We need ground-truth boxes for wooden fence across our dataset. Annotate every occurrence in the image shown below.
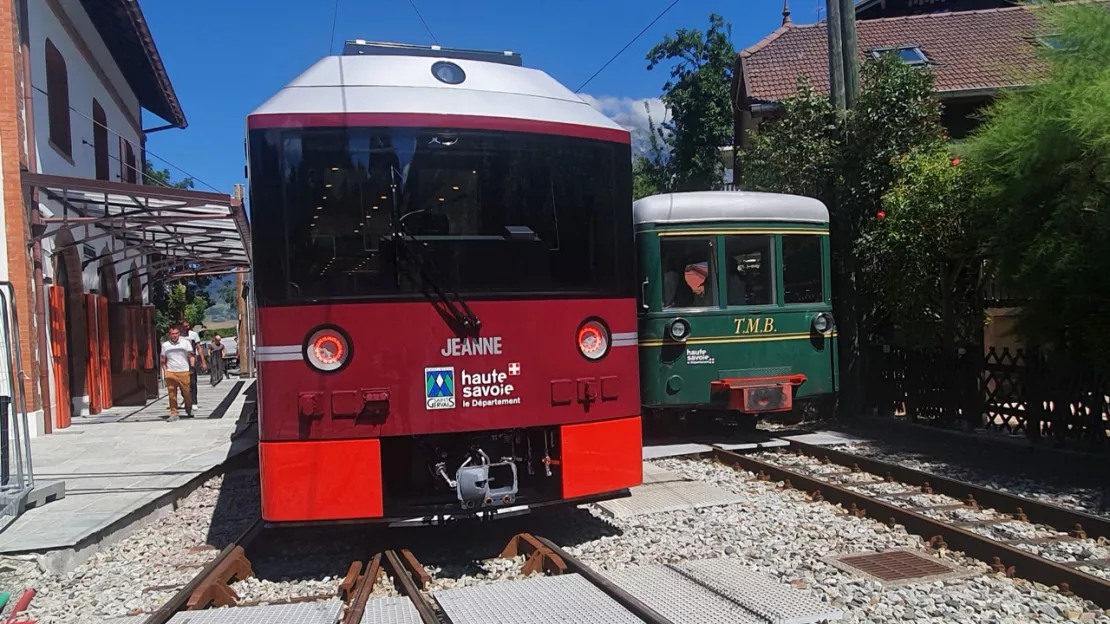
[867,345,1110,450]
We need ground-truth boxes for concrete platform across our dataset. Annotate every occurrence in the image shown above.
[0,377,256,573]
[643,443,712,459]
[596,480,744,518]
[717,438,790,451]
[780,431,866,447]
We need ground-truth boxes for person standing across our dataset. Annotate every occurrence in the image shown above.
[160,326,194,421]
[180,320,207,410]
[208,334,226,384]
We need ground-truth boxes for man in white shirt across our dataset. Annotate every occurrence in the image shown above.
[180,320,207,410]
[160,326,195,421]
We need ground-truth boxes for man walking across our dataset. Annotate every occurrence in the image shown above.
[161,325,194,421]
[180,320,206,410]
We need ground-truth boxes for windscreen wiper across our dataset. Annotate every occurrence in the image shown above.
[387,164,481,336]
[392,231,482,336]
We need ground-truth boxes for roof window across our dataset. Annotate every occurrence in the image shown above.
[1035,34,1074,50]
[870,46,929,66]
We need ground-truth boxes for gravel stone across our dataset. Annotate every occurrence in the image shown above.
[552,457,1110,624]
[846,441,1110,518]
[0,470,259,624]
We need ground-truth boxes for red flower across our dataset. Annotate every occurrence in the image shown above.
[876,210,886,220]
[951,158,961,166]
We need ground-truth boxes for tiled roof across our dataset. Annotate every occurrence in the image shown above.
[739,4,1066,106]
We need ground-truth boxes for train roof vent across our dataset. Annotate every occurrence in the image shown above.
[341,40,522,66]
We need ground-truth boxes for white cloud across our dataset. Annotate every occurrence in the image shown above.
[579,94,671,159]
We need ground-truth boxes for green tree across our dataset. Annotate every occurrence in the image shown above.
[737,54,979,412]
[965,3,1110,369]
[642,13,736,192]
[144,159,194,190]
[145,163,207,337]
[154,283,208,337]
[215,278,238,307]
[857,148,985,348]
[739,77,838,200]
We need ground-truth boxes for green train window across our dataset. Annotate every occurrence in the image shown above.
[660,237,716,309]
[725,235,774,306]
[782,235,824,304]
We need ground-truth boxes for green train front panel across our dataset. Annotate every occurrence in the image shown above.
[636,224,838,410]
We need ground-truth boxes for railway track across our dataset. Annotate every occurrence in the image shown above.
[138,526,689,624]
[692,440,1110,608]
[137,512,841,624]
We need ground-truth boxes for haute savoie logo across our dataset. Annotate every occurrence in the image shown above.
[425,366,455,410]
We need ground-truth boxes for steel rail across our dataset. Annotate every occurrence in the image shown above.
[534,536,675,624]
[711,447,1110,608]
[383,550,440,624]
[788,439,1110,540]
[143,517,264,624]
[341,553,383,624]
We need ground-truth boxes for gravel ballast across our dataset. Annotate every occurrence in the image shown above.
[4,451,1110,624]
[0,470,259,624]
[845,441,1110,518]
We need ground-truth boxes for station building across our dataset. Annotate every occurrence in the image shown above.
[0,0,249,447]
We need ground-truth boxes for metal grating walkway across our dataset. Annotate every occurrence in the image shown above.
[642,463,686,484]
[360,596,424,624]
[433,573,644,624]
[675,558,844,624]
[596,480,744,518]
[166,599,344,624]
[603,564,766,624]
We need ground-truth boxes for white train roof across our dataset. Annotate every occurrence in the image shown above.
[247,50,628,142]
[633,191,829,226]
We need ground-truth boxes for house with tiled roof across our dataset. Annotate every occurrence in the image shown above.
[855,0,1013,20]
[730,1,1082,182]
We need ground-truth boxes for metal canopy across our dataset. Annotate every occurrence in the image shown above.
[21,172,251,280]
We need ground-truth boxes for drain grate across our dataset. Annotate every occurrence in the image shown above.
[827,549,970,586]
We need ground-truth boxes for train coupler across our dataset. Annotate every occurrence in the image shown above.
[455,452,519,511]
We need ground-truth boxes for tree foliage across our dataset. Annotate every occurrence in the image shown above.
[738,55,982,348]
[858,148,984,347]
[146,164,206,337]
[154,283,208,338]
[965,3,1110,368]
[639,13,735,192]
[144,159,194,190]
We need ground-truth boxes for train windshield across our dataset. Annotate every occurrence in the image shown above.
[248,127,632,305]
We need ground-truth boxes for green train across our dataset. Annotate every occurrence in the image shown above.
[634,191,838,427]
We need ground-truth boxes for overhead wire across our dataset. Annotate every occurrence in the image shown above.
[329,0,342,54]
[406,0,440,46]
[574,0,682,93]
[31,84,226,194]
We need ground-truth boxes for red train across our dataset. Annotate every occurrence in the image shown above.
[245,41,642,524]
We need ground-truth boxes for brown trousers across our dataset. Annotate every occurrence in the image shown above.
[165,370,193,415]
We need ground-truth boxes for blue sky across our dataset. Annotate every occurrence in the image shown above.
[139,0,798,200]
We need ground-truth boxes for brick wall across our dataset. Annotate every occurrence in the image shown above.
[1,0,43,414]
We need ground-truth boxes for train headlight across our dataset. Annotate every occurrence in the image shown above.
[577,319,610,361]
[667,318,691,342]
[304,325,352,373]
[812,313,834,334]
